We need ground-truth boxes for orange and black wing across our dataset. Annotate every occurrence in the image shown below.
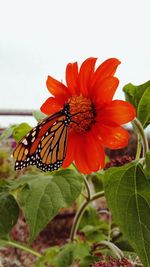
[13,105,70,172]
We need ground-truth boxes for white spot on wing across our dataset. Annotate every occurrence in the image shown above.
[22,139,28,145]
[31,137,36,142]
[32,131,36,137]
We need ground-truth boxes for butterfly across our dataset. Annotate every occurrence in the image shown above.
[13,103,71,172]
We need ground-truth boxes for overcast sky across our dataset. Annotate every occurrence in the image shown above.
[0,0,150,126]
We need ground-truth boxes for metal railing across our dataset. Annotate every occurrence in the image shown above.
[0,110,35,132]
[0,109,34,116]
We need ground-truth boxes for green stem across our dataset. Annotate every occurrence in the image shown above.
[107,213,112,242]
[70,199,88,242]
[132,118,149,158]
[135,134,142,160]
[82,174,91,200]
[72,163,91,200]
[70,190,104,241]
[3,240,42,258]
[90,191,105,201]
[96,241,124,259]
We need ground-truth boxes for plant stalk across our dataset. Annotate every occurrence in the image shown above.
[72,163,91,200]
[132,118,149,158]
[70,190,104,241]
[82,174,91,200]
[96,241,124,259]
[3,240,42,258]
[135,134,142,160]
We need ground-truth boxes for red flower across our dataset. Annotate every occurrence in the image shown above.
[41,58,136,174]
[92,257,134,267]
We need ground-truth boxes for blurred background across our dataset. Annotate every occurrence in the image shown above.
[0,0,150,126]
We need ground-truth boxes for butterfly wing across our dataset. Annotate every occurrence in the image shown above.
[13,106,70,172]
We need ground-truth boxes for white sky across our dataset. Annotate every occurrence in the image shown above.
[0,0,150,126]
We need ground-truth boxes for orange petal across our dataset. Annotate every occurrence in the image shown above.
[84,130,105,171]
[46,75,70,97]
[62,132,77,168]
[66,62,79,95]
[94,122,130,149]
[74,132,105,174]
[92,77,119,104]
[97,100,136,125]
[74,134,91,174]
[91,58,121,88]
[40,96,65,115]
[78,57,97,96]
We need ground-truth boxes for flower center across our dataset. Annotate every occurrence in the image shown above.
[68,95,96,133]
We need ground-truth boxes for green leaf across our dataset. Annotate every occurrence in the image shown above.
[13,123,32,142]
[79,205,102,229]
[55,244,75,267]
[18,170,83,242]
[0,194,19,236]
[9,174,39,191]
[55,243,90,267]
[79,255,99,267]
[0,180,10,194]
[104,161,150,266]
[91,171,104,193]
[79,206,108,243]
[146,151,150,178]
[114,236,134,252]
[123,81,150,128]
[31,246,60,267]
[137,87,150,128]
[0,125,17,142]
[81,224,107,243]
[123,81,150,108]
[32,110,46,122]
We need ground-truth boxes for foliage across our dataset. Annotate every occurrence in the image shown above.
[123,81,150,128]
[32,110,46,122]
[18,170,83,242]
[0,192,19,236]
[0,170,83,243]
[104,160,150,266]
[1,80,150,266]
[0,124,17,142]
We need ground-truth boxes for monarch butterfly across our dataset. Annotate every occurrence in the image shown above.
[13,103,71,172]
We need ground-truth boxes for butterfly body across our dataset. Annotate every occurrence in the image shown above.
[13,103,71,172]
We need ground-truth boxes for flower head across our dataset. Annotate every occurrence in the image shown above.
[41,57,136,174]
[92,256,134,267]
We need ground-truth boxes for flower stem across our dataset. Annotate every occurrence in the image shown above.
[90,191,105,201]
[82,174,91,200]
[70,199,88,241]
[95,241,124,259]
[2,240,42,258]
[132,118,149,158]
[70,190,104,241]
[135,134,142,160]
[72,163,91,200]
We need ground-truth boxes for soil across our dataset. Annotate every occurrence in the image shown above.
[0,211,74,267]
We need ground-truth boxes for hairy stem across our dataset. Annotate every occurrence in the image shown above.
[70,190,104,241]
[82,174,91,200]
[96,241,124,259]
[132,118,149,158]
[70,199,88,242]
[72,163,91,200]
[2,240,42,258]
[135,134,142,160]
